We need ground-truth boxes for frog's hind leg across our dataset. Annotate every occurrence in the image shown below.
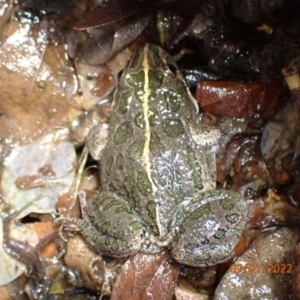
[78,191,144,258]
[171,190,248,267]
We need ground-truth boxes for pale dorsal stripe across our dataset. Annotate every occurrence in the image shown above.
[142,46,162,237]
[142,46,158,194]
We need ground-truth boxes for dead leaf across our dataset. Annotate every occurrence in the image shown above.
[0,285,15,300]
[64,236,105,292]
[111,251,179,300]
[197,81,285,120]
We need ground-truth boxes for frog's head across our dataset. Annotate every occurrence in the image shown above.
[119,43,192,104]
[116,43,198,116]
[124,43,180,81]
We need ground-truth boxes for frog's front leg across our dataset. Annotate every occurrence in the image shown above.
[76,191,144,257]
[189,121,221,150]
[171,190,248,267]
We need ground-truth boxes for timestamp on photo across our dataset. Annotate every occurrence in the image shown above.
[229,263,293,274]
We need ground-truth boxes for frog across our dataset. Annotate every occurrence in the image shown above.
[79,43,248,267]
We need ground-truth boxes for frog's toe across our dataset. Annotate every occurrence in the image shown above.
[171,189,248,267]
[172,232,239,267]
[60,214,143,258]
[83,191,144,257]
[94,234,143,257]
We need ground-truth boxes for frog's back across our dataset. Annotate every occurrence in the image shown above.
[100,44,214,241]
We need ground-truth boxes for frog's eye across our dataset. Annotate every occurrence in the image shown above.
[167,63,177,74]
[168,64,177,73]
[166,55,178,74]
[117,69,124,79]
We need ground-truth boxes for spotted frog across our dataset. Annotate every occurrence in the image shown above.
[81,44,248,267]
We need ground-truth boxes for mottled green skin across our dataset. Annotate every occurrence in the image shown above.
[81,44,248,267]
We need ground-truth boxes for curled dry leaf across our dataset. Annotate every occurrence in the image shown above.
[246,189,300,229]
[262,190,300,227]
[217,133,269,188]
[197,81,285,120]
[111,251,179,300]
[64,235,105,293]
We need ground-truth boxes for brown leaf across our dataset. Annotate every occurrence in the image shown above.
[111,251,179,300]
[0,21,79,144]
[0,285,15,300]
[197,81,286,120]
[74,0,156,29]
